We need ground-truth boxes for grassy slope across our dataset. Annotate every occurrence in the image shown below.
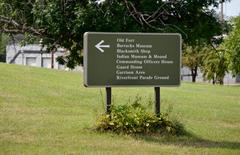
[0,63,239,155]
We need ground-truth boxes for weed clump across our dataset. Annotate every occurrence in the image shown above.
[95,102,185,136]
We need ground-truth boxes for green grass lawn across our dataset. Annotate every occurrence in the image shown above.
[0,63,240,155]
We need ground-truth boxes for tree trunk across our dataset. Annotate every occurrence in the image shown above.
[219,79,224,85]
[51,50,55,69]
[212,77,215,85]
[191,66,198,83]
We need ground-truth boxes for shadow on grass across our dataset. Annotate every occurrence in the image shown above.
[133,132,240,150]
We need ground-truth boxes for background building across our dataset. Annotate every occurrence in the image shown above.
[6,44,66,70]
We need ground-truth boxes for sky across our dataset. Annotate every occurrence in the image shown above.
[216,0,240,18]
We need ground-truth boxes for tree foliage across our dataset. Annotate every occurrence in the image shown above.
[182,45,203,82]
[201,46,228,84]
[224,16,240,76]
[0,0,228,68]
[0,33,9,54]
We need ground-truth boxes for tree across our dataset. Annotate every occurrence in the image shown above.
[0,33,7,54]
[0,33,9,62]
[224,16,240,76]
[182,45,203,82]
[1,0,140,68]
[201,46,228,84]
[0,0,229,68]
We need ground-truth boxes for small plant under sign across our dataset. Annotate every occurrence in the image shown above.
[95,102,185,136]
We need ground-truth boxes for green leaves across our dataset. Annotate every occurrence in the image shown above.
[1,0,226,68]
[0,33,9,55]
[200,46,228,84]
[95,100,185,135]
[224,17,240,76]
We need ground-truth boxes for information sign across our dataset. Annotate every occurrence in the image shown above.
[84,32,181,87]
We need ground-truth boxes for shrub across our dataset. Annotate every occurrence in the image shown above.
[95,102,185,136]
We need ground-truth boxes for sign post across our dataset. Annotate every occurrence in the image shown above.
[154,87,160,117]
[106,87,111,114]
[84,32,181,116]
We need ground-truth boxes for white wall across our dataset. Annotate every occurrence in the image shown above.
[6,44,66,70]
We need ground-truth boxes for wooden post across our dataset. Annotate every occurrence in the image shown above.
[154,87,160,117]
[106,87,112,114]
